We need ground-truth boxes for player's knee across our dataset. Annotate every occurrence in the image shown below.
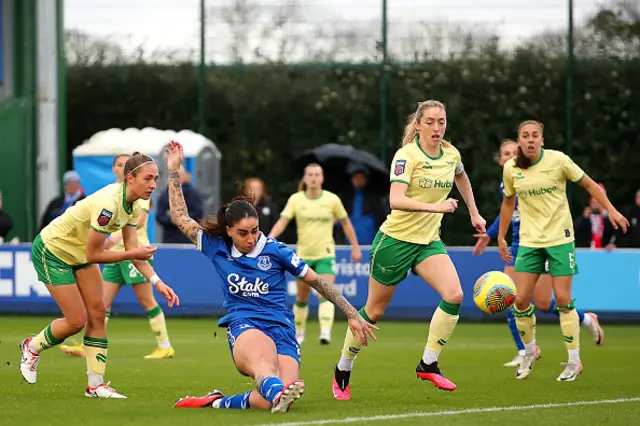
[135,295,157,311]
[443,287,463,305]
[514,297,530,311]
[65,311,87,333]
[85,300,107,326]
[555,294,572,309]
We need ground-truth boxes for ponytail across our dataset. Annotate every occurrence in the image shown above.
[298,179,306,191]
[401,112,418,147]
[515,120,544,170]
[514,146,532,169]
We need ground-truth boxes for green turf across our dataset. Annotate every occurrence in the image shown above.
[0,317,639,425]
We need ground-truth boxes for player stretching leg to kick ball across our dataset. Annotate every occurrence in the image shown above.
[473,140,604,367]
[19,153,179,398]
[332,100,486,400]
[498,120,628,381]
[163,141,377,413]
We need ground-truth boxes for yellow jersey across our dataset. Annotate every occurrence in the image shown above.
[280,190,348,260]
[381,139,463,244]
[502,149,585,248]
[40,183,142,265]
[111,198,151,252]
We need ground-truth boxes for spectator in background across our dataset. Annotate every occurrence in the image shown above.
[239,177,279,235]
[336,164,388,245]
[575,183,616,250]
[156,166,203,243]
[0,190,14,242]
[39,170,85,231]
[609,189,640,249]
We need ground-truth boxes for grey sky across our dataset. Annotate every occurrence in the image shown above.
[64,0,604,61]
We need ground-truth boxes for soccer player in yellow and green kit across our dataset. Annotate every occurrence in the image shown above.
[19,153,179,398]
[332,100,486,400]
[269,163,362,345]
[60,153,174,359]
[498,120,628,382]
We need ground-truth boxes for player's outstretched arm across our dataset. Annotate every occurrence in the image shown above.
[166,141,201,245]
[579,174,629,233]
[302,268,378,345]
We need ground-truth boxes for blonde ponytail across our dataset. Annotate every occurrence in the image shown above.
[401,113,418,147]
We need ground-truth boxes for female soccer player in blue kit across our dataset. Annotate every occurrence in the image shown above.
[164,141,377,414]
[473,139,604,368]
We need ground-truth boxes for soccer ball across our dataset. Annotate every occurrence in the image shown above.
[473,271,517,314]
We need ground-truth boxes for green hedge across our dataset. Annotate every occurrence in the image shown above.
[67,54,640,245]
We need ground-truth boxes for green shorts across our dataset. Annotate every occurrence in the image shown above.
[102,259,154,285]
[515,242,578,277]
[31,234,91,286]
[370,231,448,286]
[303,257,336,276]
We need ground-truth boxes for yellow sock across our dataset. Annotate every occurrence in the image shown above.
[147,306,171,348]
[29,324,65,353]
[83,336,108,387]
[514,304,537,354]
[293,302,309,336]
[337,307,373,371]
[318,299,335,334]
[559,309,580,350]
[423,301,460,364]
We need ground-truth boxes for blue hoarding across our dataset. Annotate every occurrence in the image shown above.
[0,244,639,321]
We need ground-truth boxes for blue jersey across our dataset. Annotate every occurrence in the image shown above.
[197,231,309,328]
[486,182,520,247]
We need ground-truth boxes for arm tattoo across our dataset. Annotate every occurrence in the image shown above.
[168,170,200,245]
[306,275,359,319]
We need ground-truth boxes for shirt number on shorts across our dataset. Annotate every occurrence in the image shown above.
[568,253,575,270]
[127,263,141,278]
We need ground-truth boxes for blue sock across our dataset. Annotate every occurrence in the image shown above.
[219,390,252,409]
[259,376,284,404]
[507,309,525,351]
[577,309,585,324]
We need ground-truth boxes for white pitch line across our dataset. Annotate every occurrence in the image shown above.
[254,397,640,426]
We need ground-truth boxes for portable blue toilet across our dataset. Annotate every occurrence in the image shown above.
[72,127,222,243]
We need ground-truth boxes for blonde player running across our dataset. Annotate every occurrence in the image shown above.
[19,154,179,398]
[498,120,628,381]
[269,164,362,345]
[60,153,174,359]
[332,100,486,400]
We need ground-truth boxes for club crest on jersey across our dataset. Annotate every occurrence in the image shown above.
[97,209,113,226]
[394,159,406,176]
[257,255,272,271]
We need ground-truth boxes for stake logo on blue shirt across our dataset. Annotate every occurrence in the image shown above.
[197,231,309,328]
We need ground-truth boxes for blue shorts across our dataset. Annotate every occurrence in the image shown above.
[226,318,301,370]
